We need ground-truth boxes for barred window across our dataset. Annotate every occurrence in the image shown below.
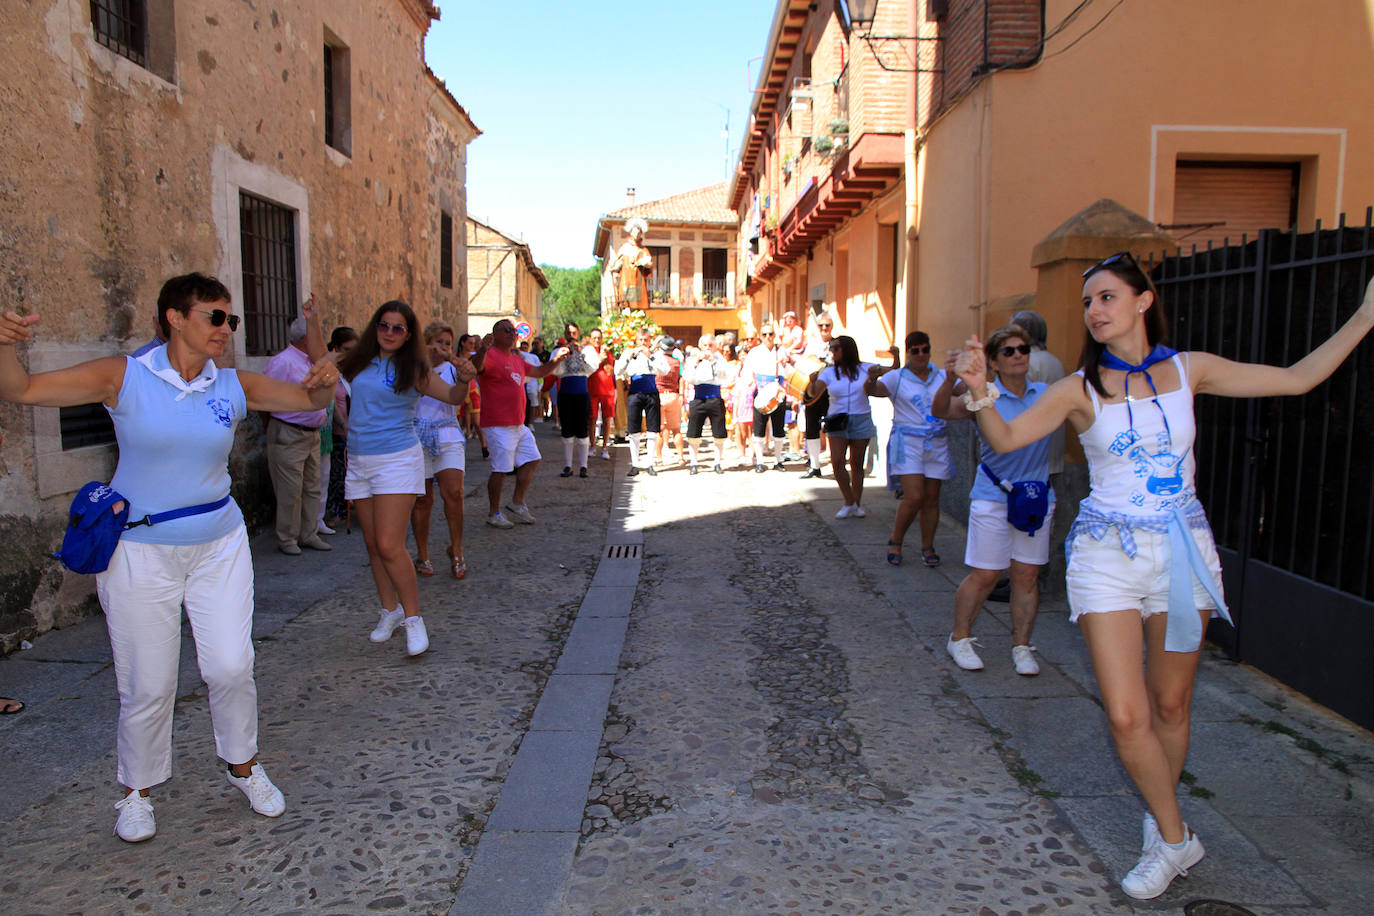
[60,402,116,450]
[90,0,146,67]
[239,192,299,357]
[440,211,454,289]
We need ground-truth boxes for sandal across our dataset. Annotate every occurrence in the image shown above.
[447,547,467,580]
[887,540,903,566]
[0,697,24,715]
[921,547,941,568]
[415,559,435,577]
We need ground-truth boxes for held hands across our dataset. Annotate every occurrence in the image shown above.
[953,336,989,394]
[452,356,477,382]
[302,353,341,390]
[300,292,318,318]
[0,310,40,346]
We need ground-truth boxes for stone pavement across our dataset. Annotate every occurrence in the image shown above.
[2,422,1372,915]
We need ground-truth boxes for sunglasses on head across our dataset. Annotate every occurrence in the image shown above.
[1082,250,1139,278]
[999,344,1031,357]
[191,308,240,332]
[377,320,408,334]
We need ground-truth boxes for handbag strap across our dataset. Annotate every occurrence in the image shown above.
[979,462,1014,495]
[124,494,232,530]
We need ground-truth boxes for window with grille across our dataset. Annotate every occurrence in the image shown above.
[60,402,117,450]
[90,0,147,67]
[239,192,299,357]
[440,211,454,289]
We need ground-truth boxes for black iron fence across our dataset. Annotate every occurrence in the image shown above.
[1147,208,1374,729]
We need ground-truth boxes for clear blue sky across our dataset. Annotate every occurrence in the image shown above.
[425,1,779,270]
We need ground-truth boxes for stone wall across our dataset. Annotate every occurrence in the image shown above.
[0,0,474,649]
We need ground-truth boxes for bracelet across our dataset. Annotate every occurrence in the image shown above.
[961,386,1000,412]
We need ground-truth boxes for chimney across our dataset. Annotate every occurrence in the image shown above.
[626,187,636,204]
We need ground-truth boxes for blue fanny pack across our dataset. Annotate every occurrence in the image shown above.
[979,463,1049,536]
[55,481,232,574]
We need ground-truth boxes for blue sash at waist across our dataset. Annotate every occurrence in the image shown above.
[629,375,658,394]
[693,384,722,399]
[1067,499,1231,652]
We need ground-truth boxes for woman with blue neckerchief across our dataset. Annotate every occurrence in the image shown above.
[866,329,956,567]
[337,302,473,659]
[408,321,468,581]
[0,273,338,843]
[954,254,1374,901]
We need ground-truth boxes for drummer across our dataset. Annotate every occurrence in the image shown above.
[614,326,671,477]
[683,334,731,474]
[744,324,790,473]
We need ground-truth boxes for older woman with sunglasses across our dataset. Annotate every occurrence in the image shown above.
[0,273,337,842]
[935,325,1055,681]
[337,302,474,658]
[804,335,892,516]
[954,254,1374,900]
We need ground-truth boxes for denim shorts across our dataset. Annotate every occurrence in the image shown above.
[827,411,877,440]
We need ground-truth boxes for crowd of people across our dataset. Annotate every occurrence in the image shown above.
[2,261,1372,904]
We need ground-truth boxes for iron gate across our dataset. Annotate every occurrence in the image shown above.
[1147,209,1374,730]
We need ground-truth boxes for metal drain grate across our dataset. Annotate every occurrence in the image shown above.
[605,544,641,559]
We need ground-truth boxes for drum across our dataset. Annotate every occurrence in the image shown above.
[782,356,823,401]
[754,381,785,413]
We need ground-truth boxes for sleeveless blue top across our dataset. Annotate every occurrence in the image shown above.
[108,351,245,545]
[348,357,422,455]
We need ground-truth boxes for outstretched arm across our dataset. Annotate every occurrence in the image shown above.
[0,311,126,407]
[1191,276,1374,398]
[240,359,337,413]
[953,337,1086,451]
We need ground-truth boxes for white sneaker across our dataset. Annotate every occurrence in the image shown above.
[316,522,336,536]
[835,505,855,519]
[504,503,536,525]
[486,512,515,529]
[852,505,866,518]
[946,635,985,670]
[600,448,610,459]
[113,793,156,842]
[1121,828,1204,899]
[226,763,286,817]
[403,615,429,656]
[369,607,404,643]
[1011,644,1040,676]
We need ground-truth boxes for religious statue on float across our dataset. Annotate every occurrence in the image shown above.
[610,217,653,309]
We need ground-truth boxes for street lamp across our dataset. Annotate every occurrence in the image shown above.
[843,0,879,34]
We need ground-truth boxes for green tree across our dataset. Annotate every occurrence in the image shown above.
[540,262,603,341]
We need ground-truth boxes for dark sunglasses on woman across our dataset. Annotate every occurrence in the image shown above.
[192,308,241,332]
[1082,250,1139,278]
[999,344,1032,357]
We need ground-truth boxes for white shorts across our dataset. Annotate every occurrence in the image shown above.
[887,434,955,480]
[345,443,425,499]
[1067,524,1223,622]
[423,430,466,478]
[525,382,540,407]
[485,424,541,473]
[964,499,1055,569]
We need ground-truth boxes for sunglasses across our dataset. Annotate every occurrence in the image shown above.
[191,308,240,332]
[909,344,931,354]
[816,323,832,329]
[999,344,1032,357]
[1082,250,1138,278]
[377,321,408,335]
[762,331,775,337]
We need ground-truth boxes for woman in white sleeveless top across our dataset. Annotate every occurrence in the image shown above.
[953,254,1374,900]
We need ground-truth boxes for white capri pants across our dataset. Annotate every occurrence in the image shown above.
[96,526,257,790]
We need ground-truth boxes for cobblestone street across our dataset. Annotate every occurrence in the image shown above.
[3,427,1372,915]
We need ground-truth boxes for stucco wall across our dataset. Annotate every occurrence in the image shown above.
[914,0,1374,365]
[0,0,473,648]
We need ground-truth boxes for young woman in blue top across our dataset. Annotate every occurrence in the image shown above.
[934,326,1055,677]
[0,273,338,843]
[954,257,1374,900]
[336,301,473,658]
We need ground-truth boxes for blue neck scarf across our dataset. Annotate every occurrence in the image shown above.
[1099,344,1178,434]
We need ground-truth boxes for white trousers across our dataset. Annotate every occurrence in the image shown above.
[97,526,258,790]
